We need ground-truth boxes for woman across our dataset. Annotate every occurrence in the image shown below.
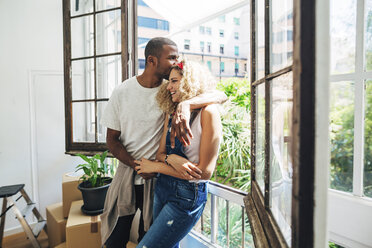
[134,59,222,248]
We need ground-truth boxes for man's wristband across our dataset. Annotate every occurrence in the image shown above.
[164,154,169,165]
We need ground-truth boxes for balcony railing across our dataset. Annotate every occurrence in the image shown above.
[180,181,253,248]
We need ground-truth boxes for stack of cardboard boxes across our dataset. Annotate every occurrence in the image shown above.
[46,172,102,248]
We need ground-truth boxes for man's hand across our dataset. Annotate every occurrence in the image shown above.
[134,158,157,180]
[171,102,193,147]
[168,154,202,179]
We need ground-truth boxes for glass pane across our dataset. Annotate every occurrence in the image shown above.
[270,72,293,246]
[365,0,372,72]
[71,15,94,59]
[256,0,265,79]
[270,0,293,72]
[330,0,356,75]
[96,0,120,11]
[72,59,94,100]
[97,101,108,142]
[70,0,93,16]
[256,83,265,193]
[96,10,121,55]
[72,102,95,142]
[329,81,354,192]
[364,80,372,197]
[96,55,122,98]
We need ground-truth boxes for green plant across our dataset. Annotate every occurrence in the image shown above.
[75,150,114,188]
[213,78,251,190]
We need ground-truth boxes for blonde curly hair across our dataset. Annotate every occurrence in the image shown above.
[156,59,216,114]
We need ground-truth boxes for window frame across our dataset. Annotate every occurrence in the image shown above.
[329,0,372,198]
[63,0,136,154]
[244,0,317,247]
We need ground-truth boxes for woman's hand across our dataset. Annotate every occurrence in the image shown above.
[168,154,203,179]
[134,158,157,179]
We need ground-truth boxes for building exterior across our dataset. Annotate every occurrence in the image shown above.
[137,0,249,79]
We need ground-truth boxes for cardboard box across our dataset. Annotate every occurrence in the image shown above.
[46,202,67,248]
[62,172,82,218]
[66,200,101,248]
[54,242,66,248]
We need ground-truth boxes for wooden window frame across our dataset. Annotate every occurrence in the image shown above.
[63,0,137,155]
[244,0,316,247]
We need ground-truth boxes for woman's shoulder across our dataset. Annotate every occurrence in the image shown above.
[202,104,220,116]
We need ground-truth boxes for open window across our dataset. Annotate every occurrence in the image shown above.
[62,0,135,154]
[245,0,323,247]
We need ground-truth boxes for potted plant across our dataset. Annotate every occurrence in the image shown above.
[75,150,114,215]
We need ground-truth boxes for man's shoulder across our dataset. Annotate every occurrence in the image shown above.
[112,77,137,94]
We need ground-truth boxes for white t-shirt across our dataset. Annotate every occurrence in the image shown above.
[100,76,165,185]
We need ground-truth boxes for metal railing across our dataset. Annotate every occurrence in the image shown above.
[191,181,249,248]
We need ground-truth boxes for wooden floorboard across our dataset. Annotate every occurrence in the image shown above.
[2,230,49,248]
[2,230,137,248]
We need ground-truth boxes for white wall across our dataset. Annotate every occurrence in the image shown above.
[0,0,81,234]
[328,191,372,248]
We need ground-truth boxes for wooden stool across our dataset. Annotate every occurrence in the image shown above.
[0,184,47,248]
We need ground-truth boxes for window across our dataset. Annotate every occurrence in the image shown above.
[329,0,372,198]
[207,42,211,53]
[219,44,224,54]
[235,62,239,74]
[218,15,226,22]
[234,17,240,25]
[138,0,148,7]
[138,16,169,30]
[206,27,212,35]
[138,37,150,45]
[219,29,224,37]
[245,0,312,246]
[220,61,224,73]
[200,41,204,52]
[234,32,239,40]
[207,61,212,71]
[184,39,190,50]
[199,26,205,34]
[138,59,145,70]
[234,46,239,56]
[63,0,127,153]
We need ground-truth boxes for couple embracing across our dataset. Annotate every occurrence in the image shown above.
[100,37,226,248]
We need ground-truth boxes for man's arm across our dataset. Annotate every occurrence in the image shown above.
[107,128,155,180]
[171,90,227,147]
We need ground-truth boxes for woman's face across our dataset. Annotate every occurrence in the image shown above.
[167,69,182,102]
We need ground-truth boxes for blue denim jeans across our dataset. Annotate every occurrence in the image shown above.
[136,174,208,248]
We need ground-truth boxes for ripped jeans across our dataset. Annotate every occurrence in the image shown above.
[136,174,207,248]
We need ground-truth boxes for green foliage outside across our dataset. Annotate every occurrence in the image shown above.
[213,78,251,191]
[198,195,255,248]
[75,150,115,187]
[329,241,344,248]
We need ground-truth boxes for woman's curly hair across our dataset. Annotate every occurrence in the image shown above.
[156,59,216,114]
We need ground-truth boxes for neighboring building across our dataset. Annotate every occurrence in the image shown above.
[137,0,249,79]
[137,0,170,72]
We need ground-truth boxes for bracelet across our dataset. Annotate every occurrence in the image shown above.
[164,154,169,165]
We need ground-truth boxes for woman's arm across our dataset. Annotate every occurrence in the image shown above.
[194,104,222,180]
[134,115,202,180]
[134,158,200,180]
[143,105,222,180]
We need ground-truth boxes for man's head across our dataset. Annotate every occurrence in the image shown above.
[144,37,179,80]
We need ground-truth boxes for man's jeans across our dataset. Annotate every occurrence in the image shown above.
[136,174,207,248]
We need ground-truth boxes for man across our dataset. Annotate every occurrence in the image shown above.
[100,37,226,248]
